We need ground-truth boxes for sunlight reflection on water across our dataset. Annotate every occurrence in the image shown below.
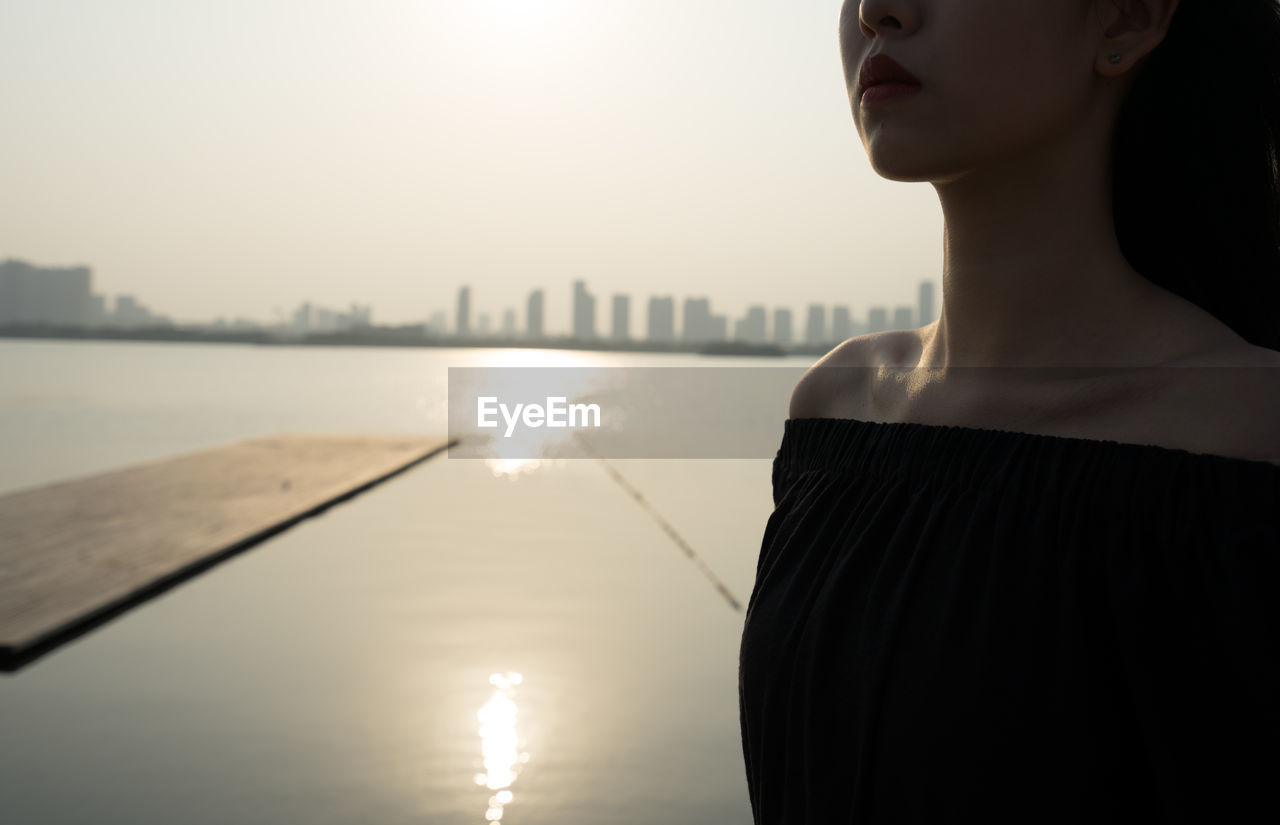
[474,671,530,822]
[485,456,561,479]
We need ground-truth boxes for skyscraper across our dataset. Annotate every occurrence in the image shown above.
[682,297,712,343]
[735,305,767,344]
[831,306,853,342]
[773,308,793,345]
[648,296,675,342]
[867,306,888,333]
[572,280,596,339]
[292,301,314,333]
[893,306,914,330]
[0,259,95,326]
[456,286,471,338]
[918,280,936,326]
[805,304,827,346]
[526,289,544,339]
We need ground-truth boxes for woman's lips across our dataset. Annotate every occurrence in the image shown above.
[861,82,922,106]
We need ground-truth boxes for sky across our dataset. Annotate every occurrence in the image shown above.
[1,0,944,332]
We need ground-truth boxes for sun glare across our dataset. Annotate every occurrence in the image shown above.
[441,0,614,69]
[468,0,570,31]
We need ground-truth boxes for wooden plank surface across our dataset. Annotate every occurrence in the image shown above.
[0,433,454,670]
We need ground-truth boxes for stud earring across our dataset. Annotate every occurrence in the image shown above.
[1108,53,1122,64]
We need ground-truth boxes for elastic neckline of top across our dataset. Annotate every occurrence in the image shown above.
[784,416,1280,469]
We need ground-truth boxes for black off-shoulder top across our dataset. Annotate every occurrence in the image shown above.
[738,417,1280,824]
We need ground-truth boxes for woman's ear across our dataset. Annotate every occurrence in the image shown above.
[1092,0,1181,77]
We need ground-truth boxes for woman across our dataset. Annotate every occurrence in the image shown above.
[738,1,1280,821]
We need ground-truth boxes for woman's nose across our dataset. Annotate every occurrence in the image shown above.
[852,0,921,40]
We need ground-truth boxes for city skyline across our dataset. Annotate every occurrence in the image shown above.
[435,279,938,345]
[1,256,938,345]
[0,255,944,338]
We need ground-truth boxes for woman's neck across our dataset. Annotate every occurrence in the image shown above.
[920,113,1213,370]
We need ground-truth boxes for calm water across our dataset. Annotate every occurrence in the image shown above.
[0,339,812,825]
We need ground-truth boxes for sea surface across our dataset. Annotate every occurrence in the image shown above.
[0,338,814,825]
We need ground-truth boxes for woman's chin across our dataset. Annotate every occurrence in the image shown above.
[866,155,945,183]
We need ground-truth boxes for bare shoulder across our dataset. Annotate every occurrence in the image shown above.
[1165,342,1280,465]
[787,337,864,420]
[788,330,919,420]
[1221,345,1280,465]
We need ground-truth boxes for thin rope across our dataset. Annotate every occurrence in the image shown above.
[571,430,743,613]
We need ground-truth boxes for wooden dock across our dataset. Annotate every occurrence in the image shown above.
[0,433,455,671]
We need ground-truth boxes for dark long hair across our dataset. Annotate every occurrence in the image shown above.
[1111,0,1280,351]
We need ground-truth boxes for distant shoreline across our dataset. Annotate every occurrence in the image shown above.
[0,324,833,358]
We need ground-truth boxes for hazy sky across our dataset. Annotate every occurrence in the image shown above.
[2,0,943,332]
